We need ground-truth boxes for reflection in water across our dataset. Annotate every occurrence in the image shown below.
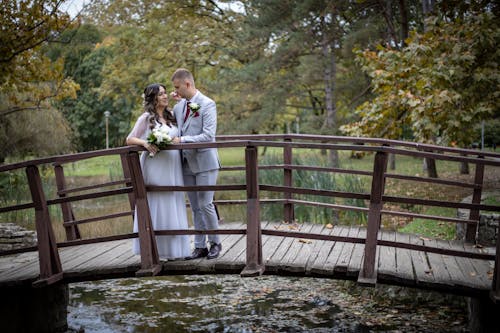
[68,275,468,332]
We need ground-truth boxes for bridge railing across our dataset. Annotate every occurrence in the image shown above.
[0,135,499,300]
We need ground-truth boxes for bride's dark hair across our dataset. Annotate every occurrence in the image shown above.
[143,83,176,129]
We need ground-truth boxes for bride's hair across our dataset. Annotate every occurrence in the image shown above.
[143,83,176,129]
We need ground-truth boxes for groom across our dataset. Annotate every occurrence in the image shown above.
[171,68,222,260]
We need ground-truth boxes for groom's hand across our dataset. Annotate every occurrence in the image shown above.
[170,91,181,102]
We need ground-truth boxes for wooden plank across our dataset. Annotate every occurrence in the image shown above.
[279,223,315,274]
[347,227,366,277]
[447,240,489,290]
[265,222,297,272]
[306,224,334,275]
[0,252,40,282]
[62,241,124,272]
[198,222,250,272]
[262,224,290,273]
[378,230,396,279]
[422,238,455,290]
[180,222,246,273]
[233,222,276,271]
[64,241,138,279]
[409,234,435,287]
[458,242,494,288]
[0,251,38,277]
[394,232,415,285]
[322,226,349,276]
[333,226,356,276]
[435,239,471,287]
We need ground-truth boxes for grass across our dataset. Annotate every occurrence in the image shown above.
[399,206,457,239]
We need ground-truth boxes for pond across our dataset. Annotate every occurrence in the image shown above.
[67,274,470,333]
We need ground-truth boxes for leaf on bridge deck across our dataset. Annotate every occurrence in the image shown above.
[326,223,334,229]
[299,239,312,244]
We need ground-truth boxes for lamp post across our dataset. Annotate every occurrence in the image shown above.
[104,111,110,149]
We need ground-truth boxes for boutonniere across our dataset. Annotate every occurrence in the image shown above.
[189,102,201,117]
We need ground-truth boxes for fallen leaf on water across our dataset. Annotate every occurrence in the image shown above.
[425,269,433,274]
[469,271,476,277]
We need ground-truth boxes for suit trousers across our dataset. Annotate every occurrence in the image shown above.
[182,165,220,248]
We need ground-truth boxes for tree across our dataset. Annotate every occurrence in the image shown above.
[81,0,238,132]
[47,24,133,151]
[341,11,499,176]
[0,0,80,161]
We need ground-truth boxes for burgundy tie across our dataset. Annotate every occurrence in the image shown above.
[184,102,191,122]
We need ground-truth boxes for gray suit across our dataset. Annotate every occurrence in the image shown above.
[173,91,221,248]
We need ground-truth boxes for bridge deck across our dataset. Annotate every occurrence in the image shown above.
[0,222,494,297]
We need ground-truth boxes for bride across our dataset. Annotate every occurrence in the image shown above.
[126,83,190,260]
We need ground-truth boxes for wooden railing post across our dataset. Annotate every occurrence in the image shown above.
[241,145,265,277]
[126,151,161,277]
[26,165,63,287]
[53,163,81,241]
[120,153,136,212]
[283,137,294,223]
[466,158,484,243]
[358,151,388,286]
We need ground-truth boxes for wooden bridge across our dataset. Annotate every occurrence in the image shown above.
[0,135,499,302]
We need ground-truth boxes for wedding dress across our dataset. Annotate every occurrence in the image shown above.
[127,113,191,259]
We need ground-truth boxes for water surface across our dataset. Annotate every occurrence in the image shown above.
[68,275,468,332]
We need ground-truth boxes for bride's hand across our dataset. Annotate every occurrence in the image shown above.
[172,137,181,144]
[144,142,158,156]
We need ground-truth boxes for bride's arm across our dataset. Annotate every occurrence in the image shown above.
[126,113,158,155]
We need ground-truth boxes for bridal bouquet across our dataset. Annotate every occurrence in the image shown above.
[147,127,172,157]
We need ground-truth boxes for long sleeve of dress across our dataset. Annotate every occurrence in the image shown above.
[127,113,150,141]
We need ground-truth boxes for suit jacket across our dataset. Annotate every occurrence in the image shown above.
[173,91,220,173]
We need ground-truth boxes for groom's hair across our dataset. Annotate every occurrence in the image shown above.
[171,68,194,83]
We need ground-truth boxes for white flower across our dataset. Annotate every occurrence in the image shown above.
[190,102,200,111]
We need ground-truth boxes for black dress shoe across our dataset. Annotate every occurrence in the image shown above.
[185,247,208,260]
[207,243,222,260]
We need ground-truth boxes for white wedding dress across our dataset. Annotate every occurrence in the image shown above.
[127,113,191,259]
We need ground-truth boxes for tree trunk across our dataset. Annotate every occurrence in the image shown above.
[424,157,438,178]
[320,18,339,168]
[389,153,396,170]
[421,2,437,177]
[460,161,469,174]
[422,0,436,30]
[378,0,400,47]
[399,0,409,46]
